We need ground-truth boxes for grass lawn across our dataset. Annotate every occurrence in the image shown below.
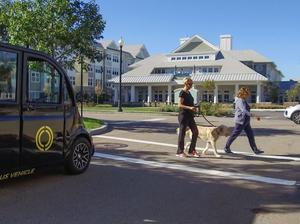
[83,117,104,130]
[83,104,163,113]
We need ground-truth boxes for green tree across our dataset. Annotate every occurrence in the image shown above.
[201,79,215,102]
[265,81,280,103]
[201,79,216,92]
[287,83,300,102]
[0,0,105,69]
[95,83,103,104]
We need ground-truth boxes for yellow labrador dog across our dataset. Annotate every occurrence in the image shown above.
[177,125,232,158]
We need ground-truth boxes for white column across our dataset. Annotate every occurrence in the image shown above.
[167,85,172,104]
[114,86,118,103]
[130,85,135,102]
[214,85,218,103]
[147,85,152,103]
[256,83,261,103]
[235,83,239,96]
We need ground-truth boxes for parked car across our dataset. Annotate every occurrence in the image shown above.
[284,104,300,124]
[0,42,94,178]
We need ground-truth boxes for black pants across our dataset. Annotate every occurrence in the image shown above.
[225,121,258,151]
[177,112,198,154]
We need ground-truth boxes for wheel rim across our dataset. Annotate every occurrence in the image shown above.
[73,143,90,170]
[293,113,300,124]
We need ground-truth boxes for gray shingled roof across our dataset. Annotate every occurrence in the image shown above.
[109,72,267,83]
[222,50,272,63]
[110,74,174,84]
[191,73,268,81]
[123,44,150,58]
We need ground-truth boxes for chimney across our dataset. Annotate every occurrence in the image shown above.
[180,37,190,45]
[220,34,232,50]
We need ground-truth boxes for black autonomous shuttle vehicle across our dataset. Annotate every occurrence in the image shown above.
[0,42,94,176]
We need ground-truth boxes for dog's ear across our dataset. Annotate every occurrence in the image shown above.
[215,125,224,135]
[211,127,220,138]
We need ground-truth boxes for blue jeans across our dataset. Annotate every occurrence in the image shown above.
[225,121,258,151]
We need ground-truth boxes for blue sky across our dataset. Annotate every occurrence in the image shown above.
[97,0,299,80]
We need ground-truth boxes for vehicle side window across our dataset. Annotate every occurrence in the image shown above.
[64,79,72,105]
[27,57,61,104]
[0,50,17,102]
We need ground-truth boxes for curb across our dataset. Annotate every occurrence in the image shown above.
[251,109,285,112]
[89,122,109,136]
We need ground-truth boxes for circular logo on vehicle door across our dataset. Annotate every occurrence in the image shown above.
[35,126,54,151]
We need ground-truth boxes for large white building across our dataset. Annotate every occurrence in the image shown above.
[67,40,149,99]
[110,35,283,104]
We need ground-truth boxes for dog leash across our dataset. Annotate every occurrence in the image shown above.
[194,103,216,127]
[200,113,216,127]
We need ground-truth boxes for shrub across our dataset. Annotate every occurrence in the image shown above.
[159,105,179,112]
[200,103,233,117]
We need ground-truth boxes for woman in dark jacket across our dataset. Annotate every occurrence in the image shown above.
[177,77,200,158]
[224,87,263,154]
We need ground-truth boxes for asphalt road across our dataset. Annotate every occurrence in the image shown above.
[1,111,299,224]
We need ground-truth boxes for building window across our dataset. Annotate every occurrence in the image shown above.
[208,68,213,73]
[69,76,75,85]
[87,65,93,72]
[88,78,93,86]
[218,94,222,102]
[0,50,17,102]
[193,56,198,59]
[204,56,209,59]
[224,90,229,102]
[113,55,119,62]
[182,57,187,60]
[106,54,111,61]
[214,68,219,73]
[176,57,181,60]
[31,72,40,83]
[171,57,175,61]
[95,67,101,73]
[203,68,207,73]
[158,91,163,102]
[199,56,204,59]
[187,56,192,60]
[203,91,208,102]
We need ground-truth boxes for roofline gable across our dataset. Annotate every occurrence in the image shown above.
[172,35,219,53]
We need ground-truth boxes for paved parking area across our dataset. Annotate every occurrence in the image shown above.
[86,111,300,223]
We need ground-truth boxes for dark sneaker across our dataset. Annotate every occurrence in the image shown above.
[176,153,187,158]
[224,148,232,153]
[253,149,264,154]
[188,150,200,158]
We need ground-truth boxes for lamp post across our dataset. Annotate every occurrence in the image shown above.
[80,56,83,117]
[118,37,124,112]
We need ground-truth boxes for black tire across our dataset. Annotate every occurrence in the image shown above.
[291,111,300,124]
[64,137,92,174]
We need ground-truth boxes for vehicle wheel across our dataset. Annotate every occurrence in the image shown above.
[291,111,300,124]
[65,137,92,174]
